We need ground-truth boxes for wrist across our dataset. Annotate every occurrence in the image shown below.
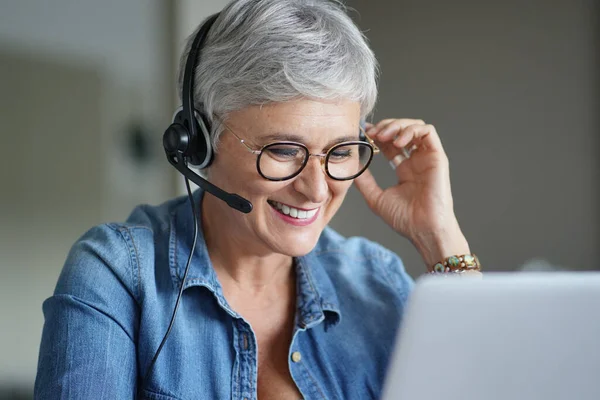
[411,222,470,267]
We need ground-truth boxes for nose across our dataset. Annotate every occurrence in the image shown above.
[292,156,329,204]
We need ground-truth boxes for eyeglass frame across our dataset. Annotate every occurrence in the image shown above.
[219,120,380,181]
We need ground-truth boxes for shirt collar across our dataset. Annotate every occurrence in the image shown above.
[295,252,341,329]
[170,188,341,328]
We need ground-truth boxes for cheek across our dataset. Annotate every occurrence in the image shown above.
[332,180,353,198]
[325,181,352,213]
[208,150,262,191]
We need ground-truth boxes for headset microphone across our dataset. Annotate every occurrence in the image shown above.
[163,128,252,213]
[162,12,253,214]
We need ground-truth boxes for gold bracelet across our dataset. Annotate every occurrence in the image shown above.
[428,254,481,274]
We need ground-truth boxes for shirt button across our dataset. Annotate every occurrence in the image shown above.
[291,351,302,363]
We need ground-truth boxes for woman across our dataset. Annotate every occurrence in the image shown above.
[35,0,478,399]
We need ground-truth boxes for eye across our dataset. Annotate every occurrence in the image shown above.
[329,147,353,161]
[264,144,304,161]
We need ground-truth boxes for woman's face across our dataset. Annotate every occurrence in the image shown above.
[206,99,361,257]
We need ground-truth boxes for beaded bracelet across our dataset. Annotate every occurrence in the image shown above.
[428,254,481,274]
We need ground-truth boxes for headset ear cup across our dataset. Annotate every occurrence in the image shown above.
[169,107,214,168]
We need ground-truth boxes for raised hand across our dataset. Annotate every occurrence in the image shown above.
[355,119,471,267]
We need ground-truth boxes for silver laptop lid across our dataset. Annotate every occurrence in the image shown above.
[382,273,600,400]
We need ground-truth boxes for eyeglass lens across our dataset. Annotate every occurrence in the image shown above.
[258,142,373,180]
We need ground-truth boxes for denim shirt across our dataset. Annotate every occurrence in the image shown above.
[35,190,414,400]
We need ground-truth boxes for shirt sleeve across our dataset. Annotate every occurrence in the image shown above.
[382,249,415,308]
[34,224,140,399]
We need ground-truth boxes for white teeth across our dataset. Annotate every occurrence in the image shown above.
[305,209,318,218]
[270,201,318,220]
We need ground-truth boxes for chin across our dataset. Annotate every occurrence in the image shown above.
[270,230,322,257]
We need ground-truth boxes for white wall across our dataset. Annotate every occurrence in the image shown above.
[176,0,229,43]
[0,0,162,85]
[0,0,173,390]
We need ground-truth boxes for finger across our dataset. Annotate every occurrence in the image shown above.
[371,127,415,159]
[366,118,425,137]
[373,136,403,161]
[365,119,397,137]
[392,124,444,153]
[376,119,425,140]
[353,169,383,211]
[383,148,416,182]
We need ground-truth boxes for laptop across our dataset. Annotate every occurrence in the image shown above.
[381,273,600,400]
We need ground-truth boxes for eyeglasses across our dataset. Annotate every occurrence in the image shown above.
[221,121,380,181]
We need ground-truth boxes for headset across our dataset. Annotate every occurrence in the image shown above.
[144,8,370,396]
[162,13,253,214]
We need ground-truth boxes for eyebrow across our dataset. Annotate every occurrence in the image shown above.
[260,133,359,148]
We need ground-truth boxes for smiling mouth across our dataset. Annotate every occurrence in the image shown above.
[267,200,319,220]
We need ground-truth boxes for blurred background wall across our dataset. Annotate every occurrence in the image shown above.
[0,0,597,397]
[335,0,599,276]
[0,0,177,397]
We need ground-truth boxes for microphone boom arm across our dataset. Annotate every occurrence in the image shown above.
[166,151,253,214]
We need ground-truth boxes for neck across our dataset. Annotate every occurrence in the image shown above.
[201,193,294,296]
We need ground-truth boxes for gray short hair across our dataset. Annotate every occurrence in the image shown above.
[178,0,378,149]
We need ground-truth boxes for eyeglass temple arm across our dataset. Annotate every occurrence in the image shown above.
[361,126,380,153]
[218,119,262,154]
